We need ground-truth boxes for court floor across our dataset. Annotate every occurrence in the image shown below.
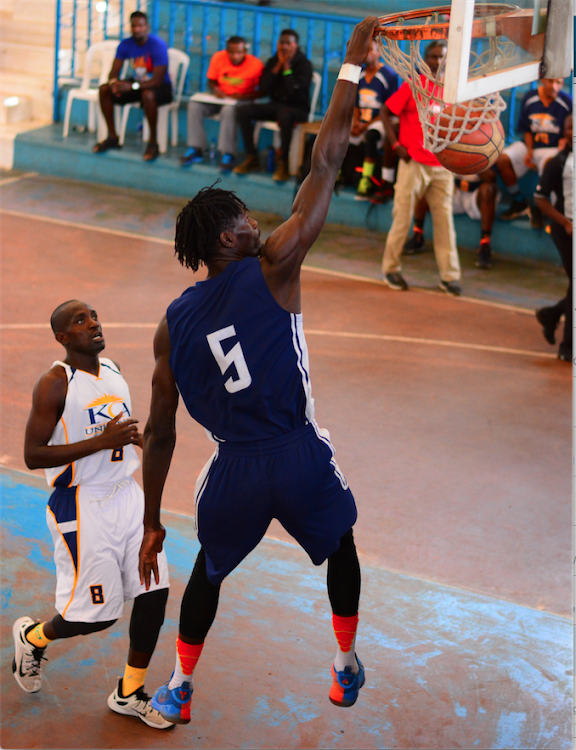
[0,172,571,749]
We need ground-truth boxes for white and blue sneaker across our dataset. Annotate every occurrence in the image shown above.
[151,673,192,724]
[329,655,366,708]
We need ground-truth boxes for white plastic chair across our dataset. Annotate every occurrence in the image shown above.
[62,40,119,138]
[118,48,190,153]
[253,70,322,175]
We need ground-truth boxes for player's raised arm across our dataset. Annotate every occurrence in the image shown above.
[261,18,378,285]
[139,315,180,588]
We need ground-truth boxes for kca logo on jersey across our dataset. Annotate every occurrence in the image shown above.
[83,394,130,436]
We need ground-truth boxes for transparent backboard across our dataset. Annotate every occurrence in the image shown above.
[443,0,572,103]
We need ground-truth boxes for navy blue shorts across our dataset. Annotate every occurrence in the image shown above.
[194,423,357,585]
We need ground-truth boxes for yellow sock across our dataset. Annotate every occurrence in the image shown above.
[122,665,147,695]
[362,160,375,178]
[25,622,52,648]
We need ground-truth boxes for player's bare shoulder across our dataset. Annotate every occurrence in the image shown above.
[32,363,69,410]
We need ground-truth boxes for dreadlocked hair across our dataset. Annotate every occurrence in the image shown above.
[175,184,248,272]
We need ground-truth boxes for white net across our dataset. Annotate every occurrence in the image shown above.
[375,31,508,153]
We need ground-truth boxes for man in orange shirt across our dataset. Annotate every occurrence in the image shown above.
[181,36,264,172]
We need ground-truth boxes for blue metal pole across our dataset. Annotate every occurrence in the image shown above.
[219,7,226,50]
[151,0,160,35]
[321,21,331,113]
[71,0,77,77]
[306,18,313,61]
[169,2,176,47]
[119,0,124,40]
[200,4,209,91]
[87,0,92,49]
[253,11,261,58]
[53,0,62,122]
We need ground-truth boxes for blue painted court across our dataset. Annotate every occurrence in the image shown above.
[1,468,570,749]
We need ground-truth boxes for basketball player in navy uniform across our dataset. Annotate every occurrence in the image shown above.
[138,18,377,725]
[16,300,172,729]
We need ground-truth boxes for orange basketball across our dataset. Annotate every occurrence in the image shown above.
[432,104,505,175]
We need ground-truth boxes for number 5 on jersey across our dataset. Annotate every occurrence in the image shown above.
[207,325,252,393]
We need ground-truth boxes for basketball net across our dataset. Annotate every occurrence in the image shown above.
[375,30,508,154]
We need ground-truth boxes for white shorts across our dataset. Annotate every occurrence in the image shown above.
[503,140,559,179]
[46,476,169,622]
[452,187,481,220]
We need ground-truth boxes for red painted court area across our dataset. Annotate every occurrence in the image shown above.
[0,193,571,749]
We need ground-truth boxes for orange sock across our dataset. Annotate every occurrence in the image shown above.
[177,638,203,673]
[168,637,204,689]
[332,614,359,653]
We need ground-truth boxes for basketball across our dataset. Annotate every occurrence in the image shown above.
[432,104,505,175]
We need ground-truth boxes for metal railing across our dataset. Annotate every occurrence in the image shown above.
[53,0,562,142]
[53,0,360,121]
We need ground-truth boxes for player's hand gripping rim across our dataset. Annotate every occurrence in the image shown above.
[139,526,166,590]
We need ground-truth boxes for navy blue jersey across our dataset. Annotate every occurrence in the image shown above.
[356,65,398,122]
[167,258,315,442]
[517,88,572,149]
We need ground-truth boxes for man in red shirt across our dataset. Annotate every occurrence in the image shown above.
[380,41,462,296]
[181,36,264,172]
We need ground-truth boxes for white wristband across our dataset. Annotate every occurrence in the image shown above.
[337,63,362,84]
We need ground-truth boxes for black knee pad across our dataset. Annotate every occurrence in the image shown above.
[51,615,117,638]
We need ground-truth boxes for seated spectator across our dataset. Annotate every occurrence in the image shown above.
[180,37,264,172]
[93,11,172,162]
[380,41,462,296]
[403,170,498,269]
[349,39,397,201]
[496,78,572,223]
[534,115,572,362]
[234,29,312,182]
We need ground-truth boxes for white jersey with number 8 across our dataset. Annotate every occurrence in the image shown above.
[45,358,140,488]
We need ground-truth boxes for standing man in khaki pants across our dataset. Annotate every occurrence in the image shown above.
[380,41,462,296]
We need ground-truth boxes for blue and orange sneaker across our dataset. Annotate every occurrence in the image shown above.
[151,674,192,724]
[329,655,365,708]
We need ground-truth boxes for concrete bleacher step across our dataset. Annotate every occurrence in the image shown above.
[10,122,559,266]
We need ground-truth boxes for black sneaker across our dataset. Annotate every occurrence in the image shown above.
[535,307,559,345]
[499,198,529,221]
[475,246,492,269]
[384,272,408,291]
[439,280,462,297]
[558,344,573,362]
[403,231,425,254]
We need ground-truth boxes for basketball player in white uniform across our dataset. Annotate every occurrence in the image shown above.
[16,300,172,730]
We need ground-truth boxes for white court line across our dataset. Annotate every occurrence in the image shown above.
[0,322,555,359]
[303,265,536,315]
[0,172,37,187]
[305,329,556,359]
[1,207,537,315]
[0,208,173,245]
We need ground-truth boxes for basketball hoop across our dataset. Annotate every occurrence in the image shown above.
[373,4,521,154]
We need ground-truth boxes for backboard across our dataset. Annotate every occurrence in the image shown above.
[443,0,572,104]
